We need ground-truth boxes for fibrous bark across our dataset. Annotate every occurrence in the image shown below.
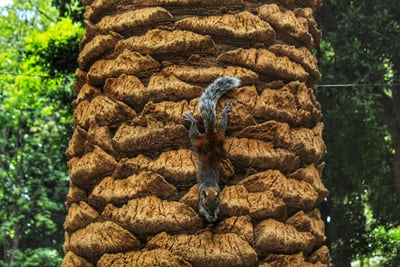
[115,29,216,56]
[87,49,160,86]
[88,171,178,209]
[104,74,203,108]
[287,209,326,245]
[254,218,316,255]
[62,251,93,267]
[65,221,140,261]
[225,137,300,172]
[102,196,203,236]
[269,44,321,85]
[78,33,121,70]
[97,249,191,267]
[95,7,173,36]
[259,252,326,267]
[214,215,254,244]
[64,201,99,233]
[218,48,309,82]
[175,11,275,45]
[112,122,189,157]
[147,231,258,267]
[257,3,320,49]
[180,184,287,220]
[161,65,259,85]
[239,169,321,211]
[68,146,116,190]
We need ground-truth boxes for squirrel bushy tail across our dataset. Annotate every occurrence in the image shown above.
[199,76,241,132]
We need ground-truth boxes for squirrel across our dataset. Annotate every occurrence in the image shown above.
[183,76,241,222]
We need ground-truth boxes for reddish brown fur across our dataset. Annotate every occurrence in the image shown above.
[194,128,226,170]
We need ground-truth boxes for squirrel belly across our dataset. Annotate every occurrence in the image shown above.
[183,76,241,222]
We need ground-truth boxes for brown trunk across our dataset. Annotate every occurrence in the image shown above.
[9,227,20,267]
[394,141,400,189]
[62,0,331,266]
[392,86,400,189]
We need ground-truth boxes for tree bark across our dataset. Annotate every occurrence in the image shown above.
[390,85,400,188]
[62,0,331,266]
[9,227,21,267]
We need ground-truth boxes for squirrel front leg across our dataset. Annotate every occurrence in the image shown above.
[183,112,200,145]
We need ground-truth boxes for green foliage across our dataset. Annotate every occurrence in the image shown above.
[13,248,62,267]
[368,225,400,266]
[25,17,83,75]
[0,0,82,266]
[316,86,392,265]
[52,0,84,22]
[316,0,400,266]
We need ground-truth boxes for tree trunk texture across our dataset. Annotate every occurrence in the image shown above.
[62,0,331,266]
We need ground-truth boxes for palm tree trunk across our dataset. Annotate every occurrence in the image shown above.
[62,0,331,266]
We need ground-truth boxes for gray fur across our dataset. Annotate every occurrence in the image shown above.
[199,76,240,132]
[183,112,199,145]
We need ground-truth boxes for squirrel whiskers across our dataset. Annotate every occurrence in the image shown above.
[183,76,241,222]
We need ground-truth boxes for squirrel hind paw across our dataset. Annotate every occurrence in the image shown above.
[222,100,233,113]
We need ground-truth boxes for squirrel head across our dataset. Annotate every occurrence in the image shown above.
[199,187,220,222]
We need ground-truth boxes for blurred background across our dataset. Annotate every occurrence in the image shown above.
[0,1,398,266]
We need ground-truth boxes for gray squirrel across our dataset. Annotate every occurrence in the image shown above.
[183,76,241,222]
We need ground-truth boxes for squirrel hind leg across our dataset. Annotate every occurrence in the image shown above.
[183,112,200,144]
[218,100,233,130]
[183,111,197,124]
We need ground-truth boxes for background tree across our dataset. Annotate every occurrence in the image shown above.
[62,0,331,266]
[0,1,83,266]
[316,0,400,266]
